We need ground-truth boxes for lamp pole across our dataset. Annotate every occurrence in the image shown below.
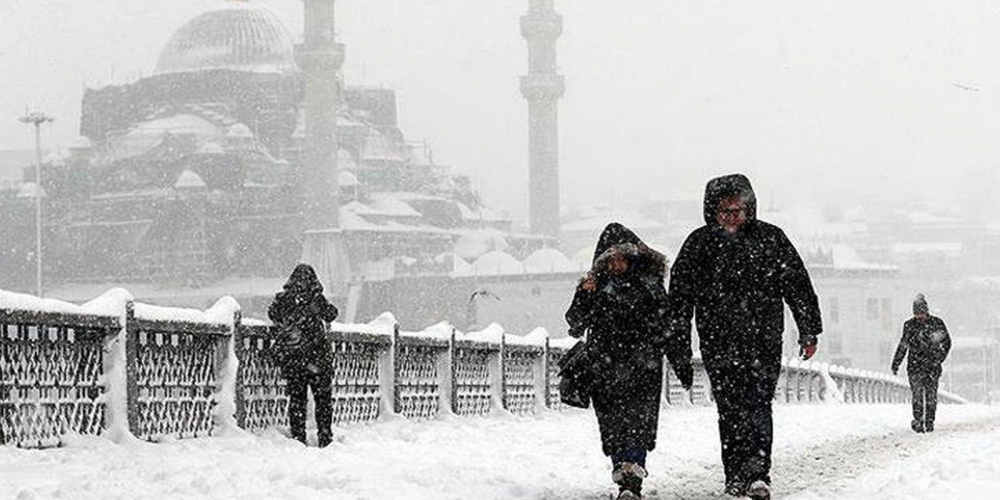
[18,110,54,297]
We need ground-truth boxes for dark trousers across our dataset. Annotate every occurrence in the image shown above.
[909,371,940,431]
[286,370,333,446]
[706,359,780,486]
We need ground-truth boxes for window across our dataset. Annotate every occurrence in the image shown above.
[829,331,843,355]
[881,298,893,331]
[829,297,840,324]
[866,298,879,320]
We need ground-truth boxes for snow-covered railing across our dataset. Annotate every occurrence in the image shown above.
[0,287,966,448]
[662,356,967,406]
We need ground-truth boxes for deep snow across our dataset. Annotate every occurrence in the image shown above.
[1,404,998,500]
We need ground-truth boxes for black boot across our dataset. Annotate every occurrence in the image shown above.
[612,462,646,499]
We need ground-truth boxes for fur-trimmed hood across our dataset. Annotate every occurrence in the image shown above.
[591,223,668,278]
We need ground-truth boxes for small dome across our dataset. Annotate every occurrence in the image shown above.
[155,3,297,75]
[338,170,360,187]
[471,251,524,276]
[226,123,254,139]
[174,170,207,189]
[199,142,225,155]
[523,248,575,274]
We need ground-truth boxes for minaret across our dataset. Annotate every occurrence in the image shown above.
[520,0,564,239]
[296,0,350,295]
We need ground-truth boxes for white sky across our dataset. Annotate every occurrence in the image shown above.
[1,0,999,222]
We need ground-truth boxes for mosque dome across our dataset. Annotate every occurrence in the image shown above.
[154,2,297,75]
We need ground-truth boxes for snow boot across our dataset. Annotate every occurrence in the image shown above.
[724,480,747,497]
[612,462,646,499]
[911,419,925,433]
[746,480,771,500]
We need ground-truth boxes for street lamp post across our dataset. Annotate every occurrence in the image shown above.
[18,110,54,297]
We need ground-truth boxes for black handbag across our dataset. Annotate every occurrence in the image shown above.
[558,341,594,409]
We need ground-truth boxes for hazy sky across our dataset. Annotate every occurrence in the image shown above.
[1,0,999,222]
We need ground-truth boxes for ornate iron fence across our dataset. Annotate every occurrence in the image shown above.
[0,309,116,448]
[0,290,967,449]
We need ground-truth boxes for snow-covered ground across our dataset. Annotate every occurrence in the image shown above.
[1,404,998,500]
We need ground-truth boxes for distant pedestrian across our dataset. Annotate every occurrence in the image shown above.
[892,294,951,433]
[268,263,339,447]
[668,174,823,500]
[566,223,693,500]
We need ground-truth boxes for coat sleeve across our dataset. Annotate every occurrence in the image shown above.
[667,234,698,344]
[891,322,911,373]
[268,293,286,325]
[318,296,339,323]
[565,282,596,339]
[665,236,696,389]
[938,319,952,363]
[776,230,823,342]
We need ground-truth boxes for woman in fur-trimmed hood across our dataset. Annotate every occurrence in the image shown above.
[565,223,693,499]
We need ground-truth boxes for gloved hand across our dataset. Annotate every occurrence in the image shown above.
[798,335,818,360]
[675,363,694,391]
[799,344,817,360]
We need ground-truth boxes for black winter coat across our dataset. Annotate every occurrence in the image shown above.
[565,223,692,456]
[892,315,951,377]
[668,174,822,369]
[268,264,339,378]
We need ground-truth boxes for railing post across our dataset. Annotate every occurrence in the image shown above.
[531,340,547,413]
[378,323,397,419]
[437,327,455,417]
[544,337,552,409]
[232,310,246,429]
[494,332,507,412]
[124,301,139,437]
[450,327,459,414]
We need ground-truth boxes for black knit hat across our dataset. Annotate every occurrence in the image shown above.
[913,293,928,315]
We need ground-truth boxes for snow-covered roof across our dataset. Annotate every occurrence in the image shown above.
[808,244,896,271]
[17,182,46,199]
[892,242,962,256]
[338,170,360,187]
[523,248,575,274]
[454,228,509,261]
[561,212,665,232]
[471,250,524,276]
[368,194,423,218]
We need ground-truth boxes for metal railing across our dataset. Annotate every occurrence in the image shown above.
[0,289,966,448]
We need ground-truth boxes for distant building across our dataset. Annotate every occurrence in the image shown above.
[796,244,907,372]
[0,2,551,318]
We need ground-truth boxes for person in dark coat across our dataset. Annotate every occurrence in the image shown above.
[668,174,822,499]
[892,293,951,433]
[566,223,693,500]
[268,263,339,447]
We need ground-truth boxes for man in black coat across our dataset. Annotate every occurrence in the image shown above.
[668,174,822,499]
[268,263,339,447]
[892,294,951,433]
[566,223,693,500]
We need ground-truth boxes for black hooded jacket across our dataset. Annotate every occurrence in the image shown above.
[268,264,339,376]
[565,223,693,455]
[892,315,951,376]
[668,174,822,366]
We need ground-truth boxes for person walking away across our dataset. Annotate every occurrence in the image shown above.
[268,263,339,447]
[892,293,951,433]
[566,223,694,500]
[667,174,823,499]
